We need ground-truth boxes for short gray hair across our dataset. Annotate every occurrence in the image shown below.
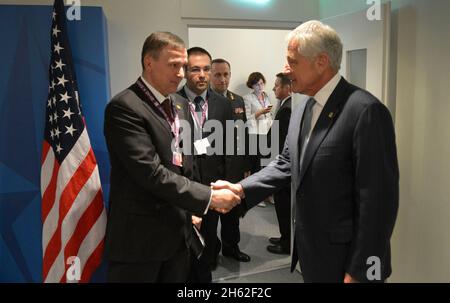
[287,20,343,71]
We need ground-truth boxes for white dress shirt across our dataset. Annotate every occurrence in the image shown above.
[140,76,167,103]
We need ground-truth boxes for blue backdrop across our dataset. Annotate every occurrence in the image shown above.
[0,5,111,282]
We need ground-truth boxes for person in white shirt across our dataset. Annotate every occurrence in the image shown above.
[243,72,274,207]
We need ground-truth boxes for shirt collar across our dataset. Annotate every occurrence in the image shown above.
[184,85,208,103]
[313,73,341,108]
[140,76,167,104]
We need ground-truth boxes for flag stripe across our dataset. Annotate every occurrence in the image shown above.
[41,143,55,195]
[42,129,91,251]
[80,239,105,283]
[43,147,97,280]
[46,166,102,283]
[77,208,107,282]
[41,156,59,223]
[41,140,51,166]
[60,189,104,283]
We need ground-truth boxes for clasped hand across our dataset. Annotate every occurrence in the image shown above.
[209,180,244,214]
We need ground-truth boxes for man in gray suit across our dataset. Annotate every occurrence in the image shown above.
[212,20,399,283]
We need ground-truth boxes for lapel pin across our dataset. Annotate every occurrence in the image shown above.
[176,104,181,110]
[328,112,334,119]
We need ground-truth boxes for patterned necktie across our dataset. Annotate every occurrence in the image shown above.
[193,96,204,112]
[161,98,174,123]
[299,97,316,166]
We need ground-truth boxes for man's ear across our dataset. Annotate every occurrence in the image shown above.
[143,54,153,71]
[315,53,329,73]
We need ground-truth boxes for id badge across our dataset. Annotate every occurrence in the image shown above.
[172,150,183,167]
[194,137,210,155]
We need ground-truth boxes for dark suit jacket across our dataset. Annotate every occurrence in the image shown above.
[177,87,233,184]
[240,78,399,282]
[103,81,211,263]
[270,96,292,155]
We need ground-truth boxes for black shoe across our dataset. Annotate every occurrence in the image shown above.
[269,237,281,245]
[267,244,289,255]
[222,249,251,262]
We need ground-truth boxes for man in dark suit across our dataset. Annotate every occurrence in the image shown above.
[212,20,399,283]
[210,58,251,263]
[177,47,234,282]
[266,72,292,255]
[103,32,240,283]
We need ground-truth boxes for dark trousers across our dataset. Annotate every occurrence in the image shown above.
[188,210,221,283]
[220,206,240,252]
[188,253,212,283]
[274,187,291,250]
[107,246,190,283]
[200,210,222,264]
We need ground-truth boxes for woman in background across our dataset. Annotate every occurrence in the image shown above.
[243,72,274,207]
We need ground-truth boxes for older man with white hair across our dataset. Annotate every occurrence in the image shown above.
[212,20,399,283]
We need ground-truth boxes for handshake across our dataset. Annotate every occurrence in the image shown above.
[209,180,245,214]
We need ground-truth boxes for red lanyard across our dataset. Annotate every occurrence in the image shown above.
[136,78,180,145]
[188,99,208,129]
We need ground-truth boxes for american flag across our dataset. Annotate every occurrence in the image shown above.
[40,0,106,283]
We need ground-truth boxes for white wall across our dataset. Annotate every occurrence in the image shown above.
[188,27,291,103]
[390,0,450,282]
[0,0,318,96]
[181,0,318,22]
[321,0,450,282]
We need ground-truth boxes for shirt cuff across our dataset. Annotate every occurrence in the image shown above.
[203,190,213,215]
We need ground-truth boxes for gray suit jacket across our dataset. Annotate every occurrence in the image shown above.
[240,77,399,282]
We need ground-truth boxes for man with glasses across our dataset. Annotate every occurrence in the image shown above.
[178,47,233,282]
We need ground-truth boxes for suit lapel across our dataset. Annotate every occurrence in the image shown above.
[171,93,188,121]
[129,83,173,137]
[297,78,350,185]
